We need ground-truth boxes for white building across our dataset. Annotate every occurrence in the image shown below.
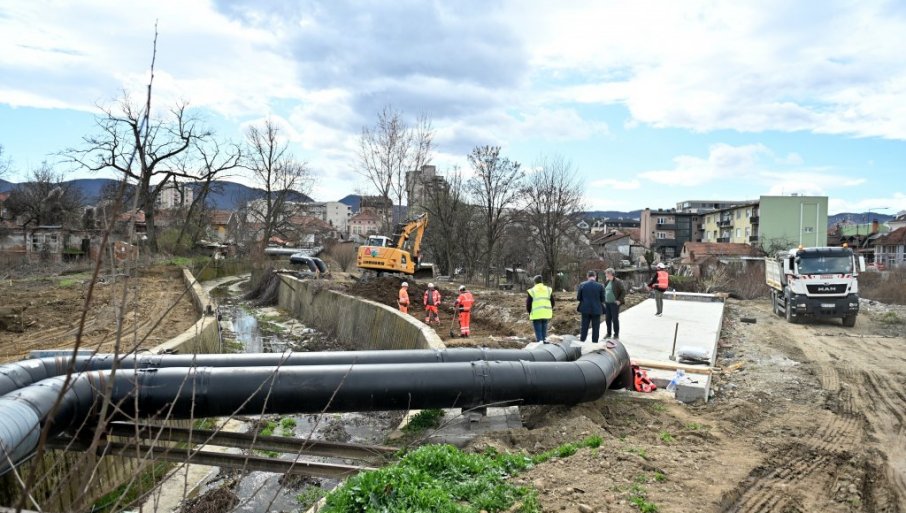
[156,182,194,209]
[304,201,351,232]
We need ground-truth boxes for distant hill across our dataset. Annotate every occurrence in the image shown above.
[0,177,312,210]
[338,194,361,212]
[579,210,643,220]
[828,212,895,227]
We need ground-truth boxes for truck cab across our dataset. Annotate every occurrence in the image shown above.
[766,246,864,326]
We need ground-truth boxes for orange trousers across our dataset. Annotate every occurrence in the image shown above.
[458,310,471,336]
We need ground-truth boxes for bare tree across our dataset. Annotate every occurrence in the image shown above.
[0,143,9,178]
[243,119,311,258]
[421,167,468,276]
[4,163,84,229]
[174,138,242,248]
[521,155,584,288]
[357,106,433,231]
[467,145,524,286]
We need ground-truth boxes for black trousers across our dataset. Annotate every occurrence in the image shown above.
[580,314,601,342]
[604,302,620,337]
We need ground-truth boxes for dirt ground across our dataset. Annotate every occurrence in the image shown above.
[0,265,199,362]
[340,275,906,512]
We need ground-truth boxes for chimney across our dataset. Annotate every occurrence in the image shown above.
[871,219,879,234]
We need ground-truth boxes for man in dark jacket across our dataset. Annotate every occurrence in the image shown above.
[603,268,626,340]
[576,270,606,343]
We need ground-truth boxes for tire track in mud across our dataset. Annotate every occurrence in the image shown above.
[720,449,829,513]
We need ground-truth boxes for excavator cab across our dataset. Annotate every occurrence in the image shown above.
[366,235,393,248]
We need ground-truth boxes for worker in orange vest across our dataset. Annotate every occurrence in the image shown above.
[647,263,670,316]
[454,285,474,337]
[398,282,410,314]
[424,283,441,324]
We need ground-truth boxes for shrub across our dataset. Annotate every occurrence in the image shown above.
[330,243,357,272]
[860,269,906,305]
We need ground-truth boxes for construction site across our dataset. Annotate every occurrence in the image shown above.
[0,253,903,513]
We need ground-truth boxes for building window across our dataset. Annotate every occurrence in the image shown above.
[735,228,741,238]
[736,210,741,219]
[657,217,666,224]
[803,227,814,233]
[746,209,751,217]
[745,227,751,237]
[656,231,667,239]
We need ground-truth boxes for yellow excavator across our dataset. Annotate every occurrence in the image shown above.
[356,213,433,278]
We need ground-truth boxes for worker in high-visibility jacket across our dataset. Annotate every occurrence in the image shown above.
[647,263,669,316]
[398,282,410,314]
[423,283,441,324]
[454,285,474,337]
[526,275,555,343]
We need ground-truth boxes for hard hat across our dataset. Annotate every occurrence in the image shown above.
[428,282,435,288]
[657,263,666,269]
[459,285,466,291]
[401,282,408,287]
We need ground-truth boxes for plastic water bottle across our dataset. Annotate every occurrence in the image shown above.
[666,369,685,392]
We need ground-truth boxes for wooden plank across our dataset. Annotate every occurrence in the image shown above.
[631,357,717,375]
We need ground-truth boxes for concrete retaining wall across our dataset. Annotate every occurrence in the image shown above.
[0,268,218,511]
[278,275,444,350]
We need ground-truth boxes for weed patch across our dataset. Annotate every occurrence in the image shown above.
[321,436,603,513]
[403,408,444,433]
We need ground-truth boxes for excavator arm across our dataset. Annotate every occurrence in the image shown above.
[394,213,429,255]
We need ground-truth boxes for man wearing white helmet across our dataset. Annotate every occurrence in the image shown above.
[647,263,669,316]
[398,282,410,314]
[454,285,474,337]
[423,282,441,325]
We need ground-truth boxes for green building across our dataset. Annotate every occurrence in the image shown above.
[758,195,828,250]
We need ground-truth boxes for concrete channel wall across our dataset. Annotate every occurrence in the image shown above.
[278,274,445,350]
[0,268,218,511]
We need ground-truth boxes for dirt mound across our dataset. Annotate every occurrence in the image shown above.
[345,276,453,309]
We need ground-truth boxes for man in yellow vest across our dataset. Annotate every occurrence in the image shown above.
[526,275,555,343]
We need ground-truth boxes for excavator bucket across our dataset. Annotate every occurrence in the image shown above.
[413,264,434,280]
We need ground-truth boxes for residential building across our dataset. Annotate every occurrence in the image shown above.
[640,208,703,258]
[348,210,381,237]
[700,195,828,251]
[156,182,194,209]
[676,200,749,213]
[304,201,351,232]
[888,212,906,232]
[406,165,447,217]
[589,218,640,235]
[872,227,906,268]
[590,229,644,263]
[758,195,828,249]
[701,201,760,244]
[208,210,234,241]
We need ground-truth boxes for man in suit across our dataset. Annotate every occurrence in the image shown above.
[576,270,606,343]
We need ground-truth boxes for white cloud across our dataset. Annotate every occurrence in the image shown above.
[828,193,906,215]
[520,1,906,140]
[590,178,640,190]
[639,143,769,186]
[777,152,804,165]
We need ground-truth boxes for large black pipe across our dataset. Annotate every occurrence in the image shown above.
[0,344,629,475]
[0,343,581,397]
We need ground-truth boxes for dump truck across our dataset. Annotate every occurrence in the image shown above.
[766,246,865,326]
[356,213,433,278]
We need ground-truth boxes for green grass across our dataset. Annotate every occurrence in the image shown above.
[658,431,674,443]
[280,417,297,437]
[194,417,217,431]
[92,461,174,512]
[653,471,667,482]
[297,485,326,509]
[685,422,704,431]
[403,408,445,433]
[629,482,659,513]
[163,256,194,267]
[627,447,649,460]
[320,436,604,513]
[649,402,667,413]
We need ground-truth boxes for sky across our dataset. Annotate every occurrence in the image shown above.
[1,0,905,216]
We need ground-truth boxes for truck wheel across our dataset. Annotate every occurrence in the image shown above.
[842,314,856,327]
[771,292,780,316]
[785,300,798,324]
